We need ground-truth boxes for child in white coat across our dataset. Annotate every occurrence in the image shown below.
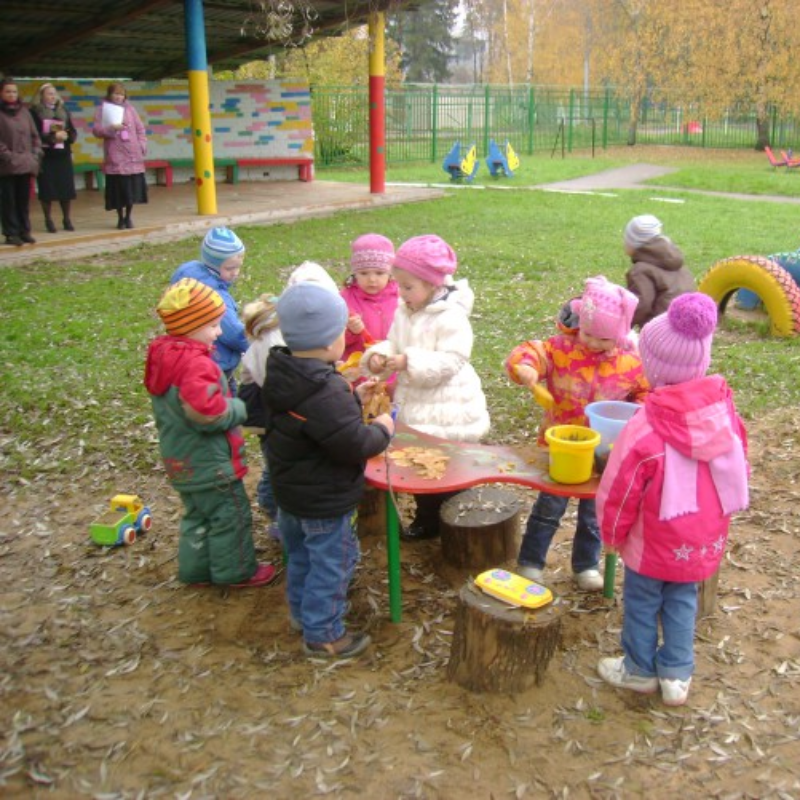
[363,234,490,539]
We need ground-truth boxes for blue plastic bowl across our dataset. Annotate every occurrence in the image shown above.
[585,401,640,456]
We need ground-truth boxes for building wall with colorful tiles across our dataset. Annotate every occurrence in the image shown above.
[18,78,313,171]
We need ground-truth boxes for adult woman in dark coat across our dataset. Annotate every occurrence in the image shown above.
[0,78,42,246]
[29,83,78,233]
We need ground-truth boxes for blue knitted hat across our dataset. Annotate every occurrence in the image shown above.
[200,227,245,275]
[277,283,348,352]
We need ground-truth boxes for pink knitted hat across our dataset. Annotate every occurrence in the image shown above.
[393,234,457,287]
[572,275,639,344]
[639,293,718,387]
[350,233,394,273]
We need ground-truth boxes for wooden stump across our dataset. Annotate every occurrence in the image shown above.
[439,486,521,569]
[357,487,386,539]
[697,568,719,618]
[447,581,564,693]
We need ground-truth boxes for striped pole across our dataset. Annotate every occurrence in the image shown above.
[368,12,386,194]
[184,0,217,214]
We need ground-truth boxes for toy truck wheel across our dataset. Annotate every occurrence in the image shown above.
[121,526,136,546]
[137,510,152,532]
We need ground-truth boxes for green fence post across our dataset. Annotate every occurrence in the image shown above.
[702,116,707,148]
[568,88,575,152]
[528,86,535,154]
[432,84,439,163]
[602,88,609,149]
[484,85,491,156]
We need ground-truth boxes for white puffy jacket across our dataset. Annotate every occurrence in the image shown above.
[362,279,490,442]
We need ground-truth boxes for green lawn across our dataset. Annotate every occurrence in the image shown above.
[2,149,798,487]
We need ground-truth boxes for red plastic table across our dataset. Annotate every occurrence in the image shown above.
[365,424,601,622]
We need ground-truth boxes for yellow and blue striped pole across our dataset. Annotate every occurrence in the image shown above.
[185,0,217,214]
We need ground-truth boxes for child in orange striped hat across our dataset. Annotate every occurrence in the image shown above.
[144,278,276,589]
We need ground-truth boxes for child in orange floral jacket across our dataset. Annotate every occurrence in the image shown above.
[504,276,650,591]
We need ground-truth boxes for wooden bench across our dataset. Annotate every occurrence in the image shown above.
[73,163,104,191]
[145,159,173,187]
[146,158,241,187]
[235,157,314,182]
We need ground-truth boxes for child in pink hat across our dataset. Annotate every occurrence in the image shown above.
[341,233,399,362]
[505,275,650,591]
[596,293,749,706]
[363,234,490,540]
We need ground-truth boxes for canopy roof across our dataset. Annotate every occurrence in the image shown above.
[1,0,403,81]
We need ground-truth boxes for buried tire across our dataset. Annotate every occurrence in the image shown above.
[699,255,800,336]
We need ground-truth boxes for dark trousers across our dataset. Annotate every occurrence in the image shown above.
[0,174,32,238]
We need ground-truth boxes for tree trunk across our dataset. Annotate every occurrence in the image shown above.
[447,581,563,693]
[439,486,521,569]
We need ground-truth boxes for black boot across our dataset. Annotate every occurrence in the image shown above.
[45,218,57,233]
[63,218,74,231]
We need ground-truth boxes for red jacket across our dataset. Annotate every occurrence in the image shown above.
[597,375,749,582]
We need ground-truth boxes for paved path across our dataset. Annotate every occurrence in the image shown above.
[538,162,800,205]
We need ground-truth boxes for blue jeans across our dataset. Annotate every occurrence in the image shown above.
[256,435,277,518]
[517,491,600,573]
[278,508,360,644]
[621,567,697,681]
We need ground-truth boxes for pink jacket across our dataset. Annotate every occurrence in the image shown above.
[341,281,399,361]
[596,375,749,583]
[93,101,147,175]
[505,333,650,445]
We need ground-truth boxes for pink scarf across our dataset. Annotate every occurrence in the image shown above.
[660,436,749,521]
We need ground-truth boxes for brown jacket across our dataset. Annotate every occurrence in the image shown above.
[0,103,42,177]
[626,237,696,328]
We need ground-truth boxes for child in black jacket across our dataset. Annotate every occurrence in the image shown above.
[263,282,394,659]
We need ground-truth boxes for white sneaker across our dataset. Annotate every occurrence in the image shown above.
[598,657,658,694]
[575,568,603,592]
[516,565,544,582]
[660,677,692,706]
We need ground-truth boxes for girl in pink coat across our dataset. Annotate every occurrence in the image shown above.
[596,293,749,707]
[341,233,399,362]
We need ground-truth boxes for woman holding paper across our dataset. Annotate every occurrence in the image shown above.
[93,82,147,230]
[0,78,42,247]
[30,83,78,233]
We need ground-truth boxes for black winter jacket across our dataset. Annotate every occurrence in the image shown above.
[263,347,391,518]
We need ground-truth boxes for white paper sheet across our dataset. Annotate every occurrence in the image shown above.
[101,102,124,128]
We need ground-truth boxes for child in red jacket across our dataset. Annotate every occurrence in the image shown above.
[596,293,749,706]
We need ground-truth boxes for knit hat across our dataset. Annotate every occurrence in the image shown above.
[277,282,348,351]
[157,278,225,336]
[242,294,279,339]
[200,227,245,275]
[285,261,339,293]
[573,275,639,344]
[393,234,457,287]
[351,233,394,273]
[639,293,718,387]
[624,214,663,251]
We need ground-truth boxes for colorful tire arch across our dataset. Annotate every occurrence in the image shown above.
[698,255,800,336]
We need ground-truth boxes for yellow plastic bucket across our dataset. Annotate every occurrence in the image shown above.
[545,425,601,484]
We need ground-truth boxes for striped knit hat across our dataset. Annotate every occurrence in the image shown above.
[351,233,394,273]
[157,278,225,336]
[200,227,245,275]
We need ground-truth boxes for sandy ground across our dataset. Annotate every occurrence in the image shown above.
[1,408,799,799]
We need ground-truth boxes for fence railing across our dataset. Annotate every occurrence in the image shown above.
[310,84,800,168]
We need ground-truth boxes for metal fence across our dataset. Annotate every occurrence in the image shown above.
[310,84,800,167]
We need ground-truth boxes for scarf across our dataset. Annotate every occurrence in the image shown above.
[31,101,68,123]
[660,436,749,521]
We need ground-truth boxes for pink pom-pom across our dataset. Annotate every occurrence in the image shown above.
[667,293,717,339]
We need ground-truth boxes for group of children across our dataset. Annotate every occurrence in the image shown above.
[143,214,749,703]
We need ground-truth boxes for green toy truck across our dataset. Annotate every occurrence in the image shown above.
[89,494,152,547]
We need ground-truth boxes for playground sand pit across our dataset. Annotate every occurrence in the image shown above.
[1,408,799,798]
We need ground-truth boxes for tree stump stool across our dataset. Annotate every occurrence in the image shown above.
[697,568,719,618]
[447,580,564,693]
[439,486,521,569]
[357,487,386,539]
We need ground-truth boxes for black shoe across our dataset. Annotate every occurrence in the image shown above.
[5,236,23,247]
[63,218,74,231]
[400,522,440,541]
[45,218,57,233]
[20,232,36,244]
[116,219,125,230]
[125,218,134,229]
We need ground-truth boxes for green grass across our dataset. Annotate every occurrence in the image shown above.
[2,150,799,487]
